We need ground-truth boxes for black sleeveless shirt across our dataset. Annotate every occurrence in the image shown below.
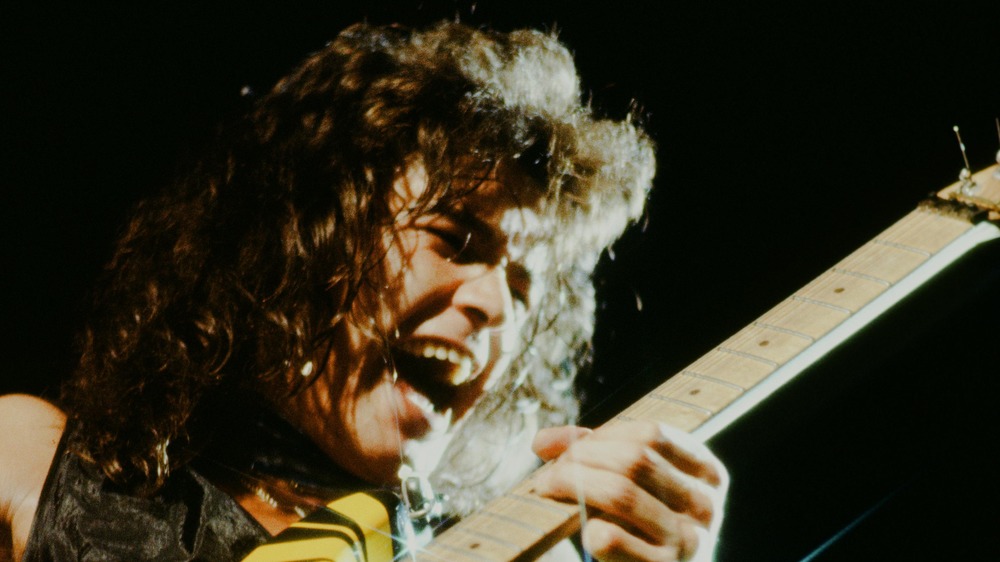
[23,426,269,561]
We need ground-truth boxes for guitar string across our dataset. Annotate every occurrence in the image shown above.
[402,210,964,559]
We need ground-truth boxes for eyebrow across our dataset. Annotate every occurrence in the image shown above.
[449,209,506,256]
[453,210,534,292]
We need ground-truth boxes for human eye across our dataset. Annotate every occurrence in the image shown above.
[422,220,471,260]
[505,262,532,311]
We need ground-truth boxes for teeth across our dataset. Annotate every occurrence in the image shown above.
[450,359,473,385]
[397,379,455,422]
[404,386,436,415]
[397,340,478,385]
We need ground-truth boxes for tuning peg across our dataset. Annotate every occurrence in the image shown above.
[994,118,1000,180]
[953,125,978,195]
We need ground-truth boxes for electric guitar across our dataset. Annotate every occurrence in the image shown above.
[244,164,1000,561]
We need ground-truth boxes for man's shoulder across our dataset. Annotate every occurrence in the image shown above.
[0,394,64,427]
[0,394,66,559]
[0,395,65,460]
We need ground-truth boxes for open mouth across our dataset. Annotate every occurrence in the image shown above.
[390,338,482,412]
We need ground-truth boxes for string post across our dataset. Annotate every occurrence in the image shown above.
[953,125,978,196]
[993,118,1000,180]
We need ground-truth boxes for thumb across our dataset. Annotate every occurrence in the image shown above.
[531,425,592,461]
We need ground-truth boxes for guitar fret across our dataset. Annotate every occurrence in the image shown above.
[830,267,892,286]
[453,512,547,555]
[680,370,747,392]
[688,348,775,389]
[790,295,853,314]
[799,270,889,312]
[420,539,499,561]
[836,242,927,284]
[648,392,715,415]
[478,510,549,533]
[751,322,815,342]
[505,486,579,516]
[723,325,811,365]
[717,347,779,367]
[872,238,932,256]
[653,372,744,411]
[882,209,974,253]
[451,527,523,551]
[761,299,848,340]
[623,395,711,430]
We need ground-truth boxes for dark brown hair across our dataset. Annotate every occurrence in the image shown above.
[63,21,655,501]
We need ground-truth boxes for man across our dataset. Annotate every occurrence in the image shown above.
[0,21,726,561]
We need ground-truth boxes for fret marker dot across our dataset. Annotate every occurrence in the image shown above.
[470,543,481,549]
[759,340,770,347]
[689,389,701,395]
[834,287,845,293]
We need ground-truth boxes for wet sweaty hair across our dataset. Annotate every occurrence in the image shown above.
[62,21,655,502]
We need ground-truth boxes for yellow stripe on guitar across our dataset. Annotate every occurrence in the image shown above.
[241,492,393,562]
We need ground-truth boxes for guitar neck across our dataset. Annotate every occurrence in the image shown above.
[415,165,1000,562]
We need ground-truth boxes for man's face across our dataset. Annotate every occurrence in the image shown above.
[283,163,545,484]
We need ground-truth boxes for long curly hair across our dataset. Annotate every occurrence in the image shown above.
[62,21,655,505]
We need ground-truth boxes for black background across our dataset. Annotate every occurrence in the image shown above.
[3,2,1000,560]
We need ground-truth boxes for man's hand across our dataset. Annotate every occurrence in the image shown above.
[532,421,728,562]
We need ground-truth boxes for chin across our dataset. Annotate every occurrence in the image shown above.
[401,432,453,475]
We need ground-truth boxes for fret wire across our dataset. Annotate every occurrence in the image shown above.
[751,321,815,342]
[478,510,549,534]
[790,295,853,315]
[625,395,710,428]
[420,540,498,562]
[654,373,742,412]
[837,243,926,285]
[717,347,779,367]
[886,209,940,245]
[473,496,576,534]
[891,209,970,252]
[830,267,892,286]
[807,268,875,291]
[413,543,464,562]
[655,375,697,398]
[884,209,931,242]
[688,348,775,388]
[872,238,933,256]
[503,490,577,515]
[680,370,747,392]
[758,299,838,340]
[451,528,523,551]
[722,326,810,365]
[648,393,715,415]
[798,270,888,310]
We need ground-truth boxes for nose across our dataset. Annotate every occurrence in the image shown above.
[452,262,513,330]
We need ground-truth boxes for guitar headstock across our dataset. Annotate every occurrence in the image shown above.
[936,164,1000,220]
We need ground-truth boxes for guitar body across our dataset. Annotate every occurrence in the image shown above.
[241,491,407,562]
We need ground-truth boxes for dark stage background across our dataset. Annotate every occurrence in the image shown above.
[3,2,1000,560]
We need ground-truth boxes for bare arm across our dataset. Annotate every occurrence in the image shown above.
[0,395,66,560]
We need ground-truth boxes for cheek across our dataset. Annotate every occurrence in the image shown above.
[451,329,518,420]
[393,249,459,320]
[484,329,517,391]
